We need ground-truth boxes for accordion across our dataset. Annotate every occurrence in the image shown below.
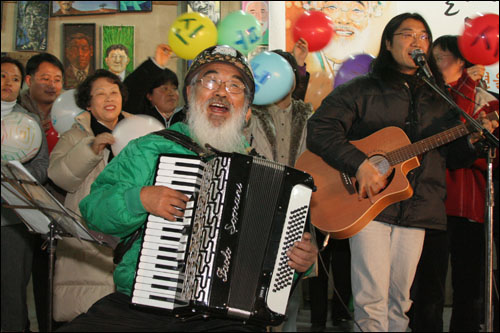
[131,152,314,325]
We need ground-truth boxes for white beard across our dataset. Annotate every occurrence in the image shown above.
[187,92,246,153]
[322,27,370,63]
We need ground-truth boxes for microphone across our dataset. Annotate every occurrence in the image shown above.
[411,49,434,81]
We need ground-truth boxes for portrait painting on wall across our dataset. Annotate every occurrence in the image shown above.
[50,1,119,17]
[243,1,269,45]
[15,1,50,51]
[119,1,152,12]
[62,23,96,90]
[187,1,220,25]
[102,25,135,81]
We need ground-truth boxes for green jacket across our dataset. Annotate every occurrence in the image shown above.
[79,122,250,296]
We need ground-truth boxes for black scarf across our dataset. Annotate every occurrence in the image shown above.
[90,113,124,162]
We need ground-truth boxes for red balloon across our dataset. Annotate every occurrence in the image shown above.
[293,11,334,52]
[458,13,499,65]
[45,124,59,154]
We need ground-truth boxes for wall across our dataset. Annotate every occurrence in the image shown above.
[1,1,244,98]
[1,1,181,76]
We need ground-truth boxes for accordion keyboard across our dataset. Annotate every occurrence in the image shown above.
[131,155,204,310]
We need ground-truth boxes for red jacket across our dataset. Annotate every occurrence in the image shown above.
[445,71,498,223]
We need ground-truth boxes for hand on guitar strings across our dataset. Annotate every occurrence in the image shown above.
[140,185,189,221]
[469,111,499,144]
[355,159,388,203]
[286,232,319,273]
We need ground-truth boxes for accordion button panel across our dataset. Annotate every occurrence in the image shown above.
[267,184,312,315]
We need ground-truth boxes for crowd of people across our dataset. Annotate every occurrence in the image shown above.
[1,8,499,333]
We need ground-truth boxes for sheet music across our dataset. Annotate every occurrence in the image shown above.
[1,160,100,243]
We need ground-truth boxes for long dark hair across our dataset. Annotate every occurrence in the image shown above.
[371,13,445,88]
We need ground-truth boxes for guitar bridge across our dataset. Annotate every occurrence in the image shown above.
[340,172,356,195]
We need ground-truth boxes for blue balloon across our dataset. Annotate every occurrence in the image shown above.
[250,51,294,105]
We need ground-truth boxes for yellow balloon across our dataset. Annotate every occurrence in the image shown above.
[168,12,218,60]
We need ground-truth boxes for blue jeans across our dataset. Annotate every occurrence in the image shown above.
[349,220,425,332]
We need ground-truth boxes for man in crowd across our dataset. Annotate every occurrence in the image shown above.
[306,13,497,332]
[21,53,64,140]
[57,45,318,332]
[18,52,64,333]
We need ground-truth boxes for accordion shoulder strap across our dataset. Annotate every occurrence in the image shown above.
[153,128,206,156]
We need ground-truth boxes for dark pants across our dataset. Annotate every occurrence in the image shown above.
[448,216,485,332]
[408,229,449,332]
[56,292,266,332]
[32,233,52,332]
[1,223,34,331]
[308,230,351,326]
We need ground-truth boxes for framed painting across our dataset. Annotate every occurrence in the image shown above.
[15,1,49,51]
[62,23,96,90]
[187,1,220,25]
[119,1,152,12]
[102,25,135,80]
[242,1,269,45]
[50,1,119,17]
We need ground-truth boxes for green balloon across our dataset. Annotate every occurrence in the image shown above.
[217,10,262,55]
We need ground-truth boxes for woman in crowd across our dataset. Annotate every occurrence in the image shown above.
[1,56,49,332]
[48,69,133,323]
[123,44,183,127]
[409,35,498,332]
[436,35,498,332]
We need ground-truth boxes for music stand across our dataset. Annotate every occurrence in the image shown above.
[1,160,106,332]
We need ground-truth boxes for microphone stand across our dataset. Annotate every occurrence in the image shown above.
[419,72,498,332]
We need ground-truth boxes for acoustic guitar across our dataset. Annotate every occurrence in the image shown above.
[296,111,498,239]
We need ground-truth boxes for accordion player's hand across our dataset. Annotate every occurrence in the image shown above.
[286,232,318,273]
[140,185,190,221]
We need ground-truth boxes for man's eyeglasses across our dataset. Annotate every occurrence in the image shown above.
[197,77,245,94]
[393,32,430,41]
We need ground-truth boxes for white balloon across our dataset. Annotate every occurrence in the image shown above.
[51,89,85,135]
[111,115,165,156]
[1,112,43,163]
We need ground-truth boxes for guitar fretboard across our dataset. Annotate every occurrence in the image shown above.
[387,124,469,166]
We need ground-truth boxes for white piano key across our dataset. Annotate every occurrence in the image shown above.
[133,283,181,298]
[144,229,189,243]
[138,262,185,278]
[140,248,185,261]
[154,175,201,186]
[159,156,204,166]
[132,295,174,310]
[136,267,184,282]
[146,221,185,231]
[139,253,178,268]
[141,240,187,253]
[135,275,182,289]
[143,234,180,247]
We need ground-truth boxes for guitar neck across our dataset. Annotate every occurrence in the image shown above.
[387,111,498,165]
[387,123,469,165]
